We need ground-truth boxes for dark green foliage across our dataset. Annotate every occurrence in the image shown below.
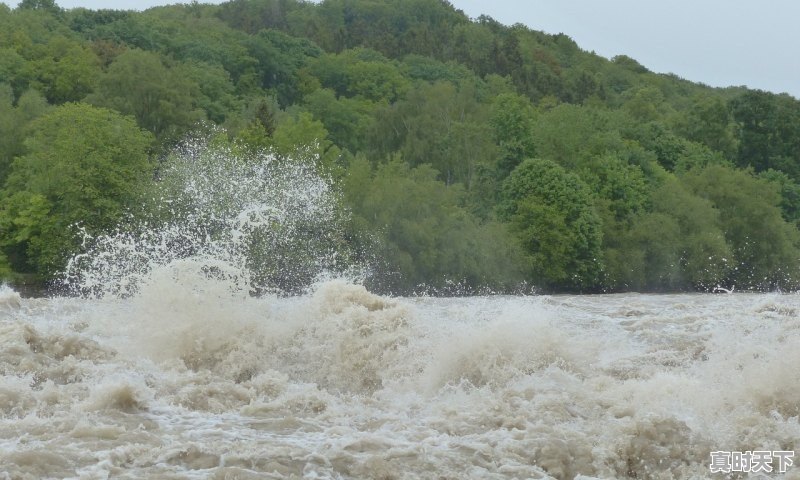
[287,0,467,58]
[217,0,308,33]
[0,86,50,185]
[684,165,800,289]
[344,156,523,293]
[18,0,62,15]
[368,80,494,187]
[604,179,731,291]
[88,49,203,140]
[1,0,799,293]
[730,90,800,179]
[246,28,322,105]
[760,169,800,226]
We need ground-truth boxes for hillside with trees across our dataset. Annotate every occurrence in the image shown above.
[3,0,800,294]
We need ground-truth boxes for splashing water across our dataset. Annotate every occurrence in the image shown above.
[4,286,800,479]
[62,137,354,298]
[3,139,800,479]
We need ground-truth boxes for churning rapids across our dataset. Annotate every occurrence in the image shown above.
[3,288,800,479]
[2,141,800,479]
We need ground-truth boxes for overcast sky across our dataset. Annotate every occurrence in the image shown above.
[3,0,798,98]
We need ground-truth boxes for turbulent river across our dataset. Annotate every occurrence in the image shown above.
[3,141,799,479]
[2,285,799,479]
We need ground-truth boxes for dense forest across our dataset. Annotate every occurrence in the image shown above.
[3,0,800,294]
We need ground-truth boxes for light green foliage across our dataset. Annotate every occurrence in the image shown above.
[0,8,91,101]
[30,36,100,103]
[401,55,476,86]
[451,22,496,77]
[622,86,670,122]
[581,154,650,222]
[684,165,800,288]
[532,104,624,169]
[632,122,728,173]
[303,88,375,154]
[235,108,342,176]
[672,141,730,174]
[270,111,342,173]
[489,92,536,177]
[0,252,10,280]
[179,61,239,124]
[0,47,31,99]
[499,158,603,291]
[0,103,153,275]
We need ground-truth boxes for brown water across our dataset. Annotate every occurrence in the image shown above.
[2,282,799,479]
[4,140,799,479]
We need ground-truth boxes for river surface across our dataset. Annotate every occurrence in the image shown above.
[1,283,799,479]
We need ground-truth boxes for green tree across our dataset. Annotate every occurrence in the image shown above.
[307,48,409,103]
[675,94,737,158]
[499,158,603,291]
[622,86,669,122]
[344,156,523,293]
[369,80,495,187]
[489,92,536,177]
[531,104,627,169]
[684,164,800,289]
[303,88,375,154]
[270,111,342,172]
[17,0,61,15]
[0,103,153,277]
[30,36,100,103]
[730,90,800,179]
[604,178,732,291]
[0,252,10,280]
[581,154,649,222]
[760,169,800,226]
[178,61,239,124]
[245,28,322,105]
[0,86,50,185]
[89,49,203,140]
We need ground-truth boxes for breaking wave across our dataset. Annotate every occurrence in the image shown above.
[62,137,356,298]
[2,141,800,479]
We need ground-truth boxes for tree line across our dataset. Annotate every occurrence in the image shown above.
[3,0,800,294]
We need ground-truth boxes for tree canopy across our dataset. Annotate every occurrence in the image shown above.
[2,0,800,294]
[0,103,152,276]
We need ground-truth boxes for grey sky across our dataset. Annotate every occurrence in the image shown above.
[453,0,800,98]
[3,0,798,98]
